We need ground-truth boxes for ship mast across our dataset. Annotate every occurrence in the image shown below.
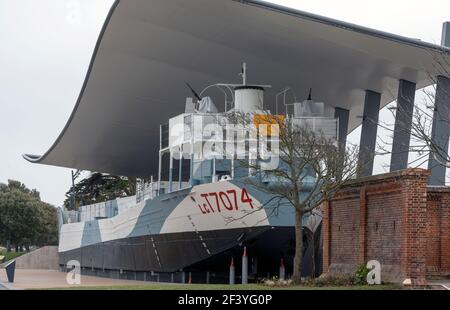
[240,62,247,86]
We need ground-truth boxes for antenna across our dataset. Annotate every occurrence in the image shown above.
[239,62,247,85]
[307,88,313,101]
[185,82,202,101]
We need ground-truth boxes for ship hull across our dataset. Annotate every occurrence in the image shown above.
[59,226,294,273]
[59,181,322,281]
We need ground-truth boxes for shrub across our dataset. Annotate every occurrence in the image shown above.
[354,264,371,286]
[303,275,355,287]
[261,277,293,287]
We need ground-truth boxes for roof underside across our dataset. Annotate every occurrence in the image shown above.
[24,0,450,177]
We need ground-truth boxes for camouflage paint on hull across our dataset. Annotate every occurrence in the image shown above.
[59,181,296,273]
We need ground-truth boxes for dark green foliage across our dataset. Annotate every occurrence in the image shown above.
[303,264,373,287]
[354,263,372,285]
[63,173,136,210]
[303,275,357,287]
[0,180,58,251]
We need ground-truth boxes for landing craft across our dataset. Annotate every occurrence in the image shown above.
[56,64,336,282]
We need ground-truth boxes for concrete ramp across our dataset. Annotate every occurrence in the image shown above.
[15,246,59,270]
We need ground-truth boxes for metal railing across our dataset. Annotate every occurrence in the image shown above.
[290,117,339,141]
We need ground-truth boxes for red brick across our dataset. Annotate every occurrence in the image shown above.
[321,168,446,284]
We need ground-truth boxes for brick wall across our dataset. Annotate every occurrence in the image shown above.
[426,188,450,277]
[322,168,450,284]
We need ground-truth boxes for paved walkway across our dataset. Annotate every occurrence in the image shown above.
[428,280,450,290]
[0,269,154,290]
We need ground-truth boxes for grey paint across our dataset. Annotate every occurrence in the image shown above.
[242,249,248,284]
[390,80,416,172]
[335,108,350,149]
[279,264,285,281]
[442,22,450,47]
[358,90,381,177]
[428,76,450,185]
[23,0,450,177]
[428,23,450,185]
[128,189,189,238]
[229,263,235,285]
[81,221,102,249]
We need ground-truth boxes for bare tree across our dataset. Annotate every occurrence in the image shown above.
[225,113,361,284]
[377,52,450,172]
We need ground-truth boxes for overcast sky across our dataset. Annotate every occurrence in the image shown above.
[1,0,449,207]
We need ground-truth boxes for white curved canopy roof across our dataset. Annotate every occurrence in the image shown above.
[24,0,450,177]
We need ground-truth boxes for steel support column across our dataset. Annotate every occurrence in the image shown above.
[390,80,416,172]
[442,22,450,47]
[428,76,450,185]
[358,90,381,177]
[335,108,349,149]
[428,22,450,185]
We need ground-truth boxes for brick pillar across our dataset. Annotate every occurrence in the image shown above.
[322,200,331,273]
[440,195,450,274]
[359,187,367,263]
[401,171,429,285]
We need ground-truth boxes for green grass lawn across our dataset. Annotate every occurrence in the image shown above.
[0,251,25,263]
[49,283,403,291]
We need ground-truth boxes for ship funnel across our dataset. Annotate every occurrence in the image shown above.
[234,63,265,113]
[234,86,265,113]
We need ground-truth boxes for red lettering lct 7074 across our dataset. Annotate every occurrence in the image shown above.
[197,188,254,214]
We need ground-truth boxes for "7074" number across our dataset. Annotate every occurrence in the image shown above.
[196,188,254,214]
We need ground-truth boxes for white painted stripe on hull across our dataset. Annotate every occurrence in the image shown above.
[58,181,268,253]
[160,182,269,234]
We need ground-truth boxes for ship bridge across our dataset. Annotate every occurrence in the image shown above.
[24,0,450,184]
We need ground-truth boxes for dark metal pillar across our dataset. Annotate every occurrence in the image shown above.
[428,22,450,185]
[335,107,349,149]
[428,76,450,185]
[390,80,416,172]
[442,22,450,47]
[358,90,381,177]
